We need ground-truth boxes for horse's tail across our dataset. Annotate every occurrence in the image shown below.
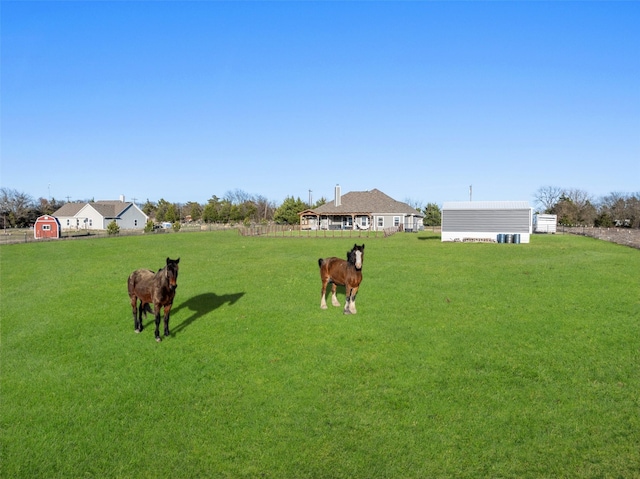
[318,258,324,268]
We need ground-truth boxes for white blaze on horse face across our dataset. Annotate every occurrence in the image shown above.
[354,250,363,269]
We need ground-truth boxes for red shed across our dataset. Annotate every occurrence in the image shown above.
[34,215,61,239]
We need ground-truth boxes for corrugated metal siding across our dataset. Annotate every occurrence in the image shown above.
[442,209,531,233]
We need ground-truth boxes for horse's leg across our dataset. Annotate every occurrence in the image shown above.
[139,300,148,331]
[154,305,162,342]
[138,300,146,332]
[320,277,329,309]
[163,304,171,337]
[343,284,359,314]
[131,295,141,332]
[343,286,352,314]
[331,283,340,307]
[349,286,359,314]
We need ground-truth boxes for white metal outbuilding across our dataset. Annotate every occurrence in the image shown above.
[441,201,533,243]
[534,214,557,233]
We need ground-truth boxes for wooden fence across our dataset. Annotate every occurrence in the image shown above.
[237,225,400,238]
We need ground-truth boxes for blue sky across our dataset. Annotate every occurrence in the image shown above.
[2,1,638,208]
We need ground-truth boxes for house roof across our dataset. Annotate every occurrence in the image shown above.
[90,201,130,218]
[53,203,85,216]
[443,201,531,210]
[311,189,422,216]
[53,201,134,218]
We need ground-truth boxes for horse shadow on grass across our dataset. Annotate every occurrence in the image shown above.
[167,292,245,336]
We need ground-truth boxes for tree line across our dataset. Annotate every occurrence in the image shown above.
[534,186,640,228]
[0,187,328,229]
[2,186,638,230]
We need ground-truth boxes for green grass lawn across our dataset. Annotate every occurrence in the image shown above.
[1,231,639,478]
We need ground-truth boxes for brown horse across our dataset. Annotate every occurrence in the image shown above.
[127,257,180,342]
[319,244,364,314]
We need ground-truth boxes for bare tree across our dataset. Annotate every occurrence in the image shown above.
[600,192,640,227]
[224,189,252,205]
[554,188,596,225]
[252,195,275,223]
[600,192,628,224]
[628,193,640,228]
[0,188,35,227]
[534,186,564,213]
[404,198,423,212]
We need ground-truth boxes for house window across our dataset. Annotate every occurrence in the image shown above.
[66,219,70,226]
[134,219,138,227]
[42,225,51,231]
[394,216,400,227]
[360,216,369,227]
[344,217,353,228]
[377,217,384,227]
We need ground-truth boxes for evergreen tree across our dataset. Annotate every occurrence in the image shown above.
[274,196,307,224]
[202,196,221,223]
[423,203,442,226]
[142,199,156,219]
[155,198,172,223]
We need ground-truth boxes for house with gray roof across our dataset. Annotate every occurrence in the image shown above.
[300,186,423,232]
[53,197,148,231]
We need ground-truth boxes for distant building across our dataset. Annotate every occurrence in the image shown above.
[300,186,423,232]
[53,196,148,231]
[34,215,61,239]
[442,201,533,243]
[534,214,557,234]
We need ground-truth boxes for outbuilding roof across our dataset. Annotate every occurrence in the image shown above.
[443,201,531,210]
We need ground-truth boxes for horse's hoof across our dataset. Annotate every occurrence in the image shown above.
[343,310,352,315]
[155,337,162,342]
[321,305,328,310]
[135,329,141,333]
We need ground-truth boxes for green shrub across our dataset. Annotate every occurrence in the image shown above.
[106,220,120,235]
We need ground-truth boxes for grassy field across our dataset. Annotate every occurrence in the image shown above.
[1,231,639,478]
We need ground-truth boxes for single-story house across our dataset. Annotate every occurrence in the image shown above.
[300,186,424,232]
[441,201,533,243]
[53,196,148,231]
[34,215,61,239]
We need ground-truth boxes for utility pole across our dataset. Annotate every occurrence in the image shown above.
[308,189,312,207]
[469,185,473,202]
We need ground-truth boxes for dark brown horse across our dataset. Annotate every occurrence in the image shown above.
[128,257,180,342]
[318,244,364,314]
